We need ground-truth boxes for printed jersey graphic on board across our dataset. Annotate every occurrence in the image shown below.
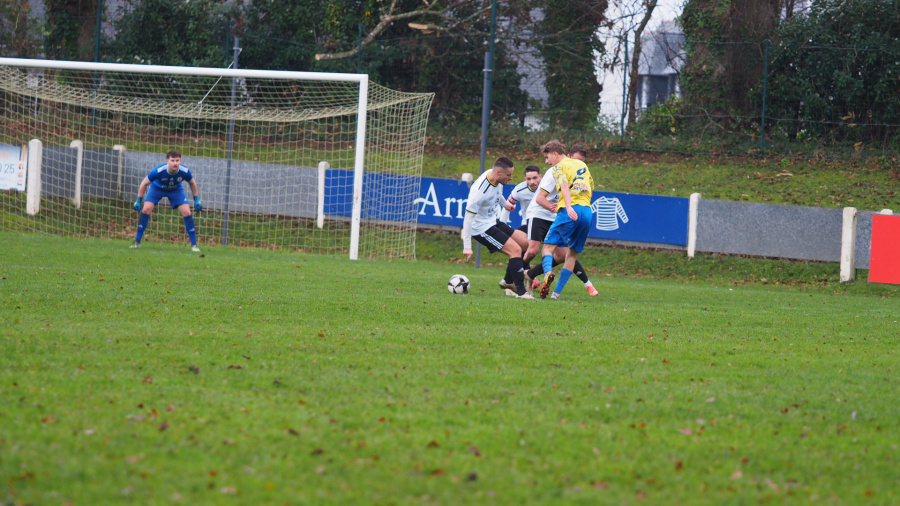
[590,196,629,231]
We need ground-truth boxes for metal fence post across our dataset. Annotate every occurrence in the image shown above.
[760,39,770,154]
[621,32,628,139]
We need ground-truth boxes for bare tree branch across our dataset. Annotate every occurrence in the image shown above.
[627,0,658,128]
[315,1,490,61]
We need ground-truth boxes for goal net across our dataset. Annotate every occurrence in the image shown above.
[0,58,433,259]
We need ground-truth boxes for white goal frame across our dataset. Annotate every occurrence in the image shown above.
[0,57,372,260]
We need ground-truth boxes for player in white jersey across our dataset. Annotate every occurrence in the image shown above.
[461,157,533,299]
[496,166,542,291]
[500,165,542,225]
[569,143,587,162]
[521,143,598,296]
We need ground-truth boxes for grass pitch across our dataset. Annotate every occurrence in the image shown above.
[1,233,898,505]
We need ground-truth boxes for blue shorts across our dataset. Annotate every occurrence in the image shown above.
[544,205,593,253]
[146,185,189,209]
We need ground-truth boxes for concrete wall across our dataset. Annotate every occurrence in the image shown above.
[695,199,844,262]
[41,147,321,219]
[124,151,321,218]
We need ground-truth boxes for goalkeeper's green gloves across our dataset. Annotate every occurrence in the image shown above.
[133,197,142,212]
[194,196,203,212]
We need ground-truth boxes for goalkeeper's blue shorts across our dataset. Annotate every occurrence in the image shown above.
[146,185,189,209]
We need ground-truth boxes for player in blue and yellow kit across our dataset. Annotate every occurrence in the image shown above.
[537,140,594,299]
[130,149,203,251]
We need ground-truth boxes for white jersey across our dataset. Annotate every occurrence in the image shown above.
[500,181,536,222]
[524,168,559,222]
[508,181,536,218]
[465,170,507,236]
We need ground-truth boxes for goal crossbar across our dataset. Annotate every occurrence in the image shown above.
[0,57,366,83]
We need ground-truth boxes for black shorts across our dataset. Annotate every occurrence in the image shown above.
[473,221,517,254]
[527,217,553,242]
[517,221,528,234]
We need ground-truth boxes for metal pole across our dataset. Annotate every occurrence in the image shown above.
[223,36,240,246]
[475,0,498,269]
[91,0,103,126]
[94,0,102,62]
[621,32,628,139]
[357,24,363,74]
[760,39,769,154]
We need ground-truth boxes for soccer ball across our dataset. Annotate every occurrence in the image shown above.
[447,274,470,294]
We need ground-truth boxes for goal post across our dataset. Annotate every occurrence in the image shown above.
[0,57,433,260]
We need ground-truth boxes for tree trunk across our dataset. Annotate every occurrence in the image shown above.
[626,0,658,129]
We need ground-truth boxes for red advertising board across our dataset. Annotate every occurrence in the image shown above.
[868,214,900,284]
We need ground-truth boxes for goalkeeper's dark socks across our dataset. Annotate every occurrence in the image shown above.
[136,213,150,242]
[574,260,589,283]
[183,215,197,245]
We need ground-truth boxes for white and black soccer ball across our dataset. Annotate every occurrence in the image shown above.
[447,274,470,294]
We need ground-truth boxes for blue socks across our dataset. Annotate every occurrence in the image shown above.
[183,215,197,245]
[541,254,553,278]
[555,268,573,295]
[136,213,150,242]
[136,213,197,246]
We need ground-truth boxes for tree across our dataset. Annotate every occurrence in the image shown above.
[625,0,658,129]
[103,0,234,68]
[313,0,489,62]
[534,0,608,130]
[0,0,41,58]
[100,0,609,129]
[680,0,783,122]
[765,0,900,142]
[312,0,610,129]
[45,0,99,61]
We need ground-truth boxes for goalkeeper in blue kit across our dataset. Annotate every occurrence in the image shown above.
[130,149,203,252]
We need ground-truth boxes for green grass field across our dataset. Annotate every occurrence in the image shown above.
[2,232,898,504]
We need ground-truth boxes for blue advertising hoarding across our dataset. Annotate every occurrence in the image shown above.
[322,171,688,247]
[414,176,688,246]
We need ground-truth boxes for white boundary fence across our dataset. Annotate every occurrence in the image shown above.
[16,139,892,280]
